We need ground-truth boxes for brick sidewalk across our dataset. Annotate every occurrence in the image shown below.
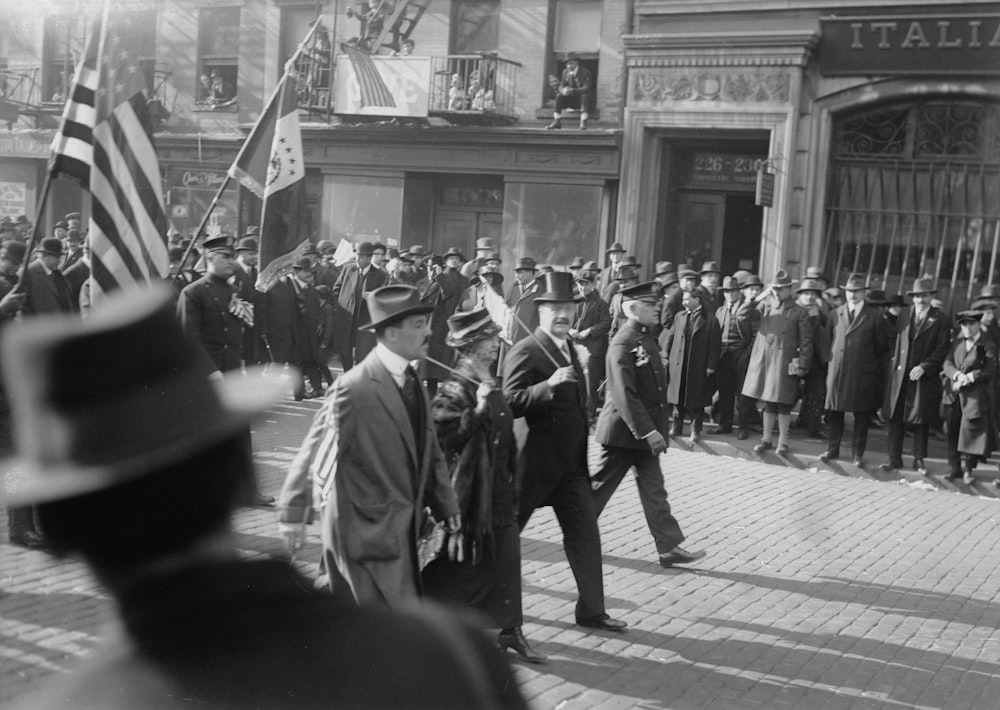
[3,398,1000,709]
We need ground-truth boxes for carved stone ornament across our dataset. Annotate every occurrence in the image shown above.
[632,69,791,105]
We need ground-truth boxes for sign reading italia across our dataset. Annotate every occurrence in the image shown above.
[820,12,1000,76]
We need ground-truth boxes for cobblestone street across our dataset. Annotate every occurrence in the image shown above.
[3,397,1000,709]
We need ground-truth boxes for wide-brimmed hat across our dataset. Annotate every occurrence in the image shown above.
[866,289,888,305]
[443,246,466,261]
[514,257,538,272]
[0,287,284,506]
[622,256,642,270]
[201,236,234,255]
[905,277,937,296]
[37,237,64,257]
[567,256,585,270]
[534,271,580,303]
[614,267,639,282]
[658,272,679,288]
[606,242,625,255]
[235,237,258,253]
[722,276,742,291]
[798,279,825,295]
[360,285,435,330]
[475,237,494,251]
[804,266,828,281]
[957,310,984,324]
[700,260,721,275]
[770,270,797,288]
[445,308,501,348]
[741,274,763,288]
[655,261,675,276]
[841,273,868,291]
[620,281,662,302]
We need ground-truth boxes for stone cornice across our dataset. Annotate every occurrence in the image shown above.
[625,31,819,68]
[635,0,978,16]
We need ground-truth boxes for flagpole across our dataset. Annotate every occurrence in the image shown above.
[510,309,562,368]
[13,170,57,293]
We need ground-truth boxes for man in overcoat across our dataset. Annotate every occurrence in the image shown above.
[502,271,627,632]
[591,281,706,568]
[571,271,611,420]
[795,278,832,438]
[263,259,326,400]
[664,289,721,441]
[231,236,263,366]
[23,237,76,316]
[821,273,890,468]
[878,278,951,476]
[505,256,541,344]
[280,285,462,609]
[332,241,387,369]
[598,241,626,295]
[714,276,748,435]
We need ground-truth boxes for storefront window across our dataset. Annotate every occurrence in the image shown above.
[322,175,403,247]
[501,182,602,274]
[167,168,238,238]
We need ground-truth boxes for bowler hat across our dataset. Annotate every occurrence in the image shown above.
[38,237,64,257]
[700,260,721,275]
[655,261,675,276]
[201,236,234,254]
[722,276,742,291]
[54,220,68,230]
[866,289,887,305]
[905,277,937,296]
[0,286,284,505]
[360,285,435,330]
[841,273,868,291]
[620,281,662,302]
[770,270,798,288]
[534,271,579,303]
[606,242,625,255]
[741,274,763,288]
[235,237,258,252]
[804,266,828,281]
[475,237,494,251]
[445,308,501,348]
[957,310,984,324]
[443,246,466,261]
[243,225,260,237]
[796,278,824,294]
[514,257,537,272]
[568,256,585,270]
[356,241,375,256]
[614,267,639,282]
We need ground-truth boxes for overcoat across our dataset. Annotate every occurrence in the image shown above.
[331,262,387,359]
[595,319,669,449]
[22,260,75,315]
[420,277,453,380]
[230,261,263,363]
[574,289,612,361]
[742,296,814,404]
[176,273,243,374]
[261,277,323,364]
[883,306,951,423]
[942,334,997,456]
[825,303,890,412]
[663,305,721,409]
[279,350,459,608]
[505,279,541,344]
[502,328,589,512]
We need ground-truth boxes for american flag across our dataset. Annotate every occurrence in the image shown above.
[49,11,168,304]
[341,43,397,109]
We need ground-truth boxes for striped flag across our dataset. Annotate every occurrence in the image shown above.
[341,43,397,109]
[49,11,168,304]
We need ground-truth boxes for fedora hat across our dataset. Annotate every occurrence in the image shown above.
[678,266,699,281]
[568,256,585,270]
[884,293,905,308]
[658,272,679,288]
[235,237,258,252]
[606,242,625,255]
[534,271,579,303]
[655,261,675,276]
[360,285,434,330]
[770,270,797,288]
[804,266,828,281]
[574,271,596,284]
[866,289,887,305]
[243,225,260,237]
[316,239,335,255]
[475,237,494,251]
[622,255,642,270]
[978,284,1000,300]
[700,260,721,275]
[796,278,825,294]
[443,246,466,261]
[722,276,742,291]
[38,237,64,257]
[0,287,284,505]
[483,251,502,263]
[54,220,68,230]
[445,308,501,348]
[201,236,234,255]
[291,257,314,271]
[614,267,639,282]
[514,256,538,272]
[740,274,763,288]
[469,271,504,289]
[408,245,427,257]
[840,273,868,291]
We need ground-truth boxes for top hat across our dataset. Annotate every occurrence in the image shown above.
[700,260,721,275]
[64,212,81,221]
[0,286,283,505]
[841,273,868,291]
[291,257,314,271]
[443,246,466,261]
[243,226,260,237]
[770,270,798,288]
[360,285,435,330]
[534,271,580,303]
[622,256,642,270]
[606,242,625,255]
[722,276,742,291]
[475,237,495,251]
[614,267,639,282]
[804,266,828,281]
[797,278,825,294]
[316,239,335,254]
[655,261,675,276]
[355,241,375,256]
[866,289,888,305]
[620,281,662,302]
[740,274,763,288]
[53,221,68,230]
[568,256,585,270]
[514,257,538,272]
[957,310,984,324]
[201,236,234,254]
[581,260,599,272]
[38,237,64,257]
[445,308,502,348]
[235,237,258,252]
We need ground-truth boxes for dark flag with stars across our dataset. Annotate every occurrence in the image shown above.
[48,9,169,304]
[229,73,306,292]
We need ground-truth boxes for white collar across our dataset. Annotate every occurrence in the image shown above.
[374,342,413,386]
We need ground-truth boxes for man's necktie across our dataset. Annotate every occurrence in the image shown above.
[847,308,855,324]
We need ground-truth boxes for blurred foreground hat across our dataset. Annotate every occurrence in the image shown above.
[360,285,434,330]
[0,286,283,505]
[622,255,642,270]
[445,308,501,348]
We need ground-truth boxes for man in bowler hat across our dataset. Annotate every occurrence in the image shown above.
[331,241,388,369]
[1,287,523,709]
[502,271,628,632]
[280,285,462,609]
[23,237,76,315]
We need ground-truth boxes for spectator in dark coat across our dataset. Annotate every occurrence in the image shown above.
[331,241,387,369]
[23,237,76,315]
[314,284,336,388]
[663,289,721,441]
[714,276,749,435]
[231,237,264,366]
[419,256,454,396]
[505,257,542,344]
[571,272,612,420]
[262,259,325,400]
[794,278,831,438]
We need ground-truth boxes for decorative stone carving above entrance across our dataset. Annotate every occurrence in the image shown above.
[631,69,791,105]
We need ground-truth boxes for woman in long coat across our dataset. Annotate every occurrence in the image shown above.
[422,308,546,664]
[663,290,720,440]
[742,271,814,454]
[941,310,996,484]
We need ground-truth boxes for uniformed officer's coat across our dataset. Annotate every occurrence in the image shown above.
[883,306,951,423]
[177,273,243,374]
[825,303,890,412]
[742,296,814,405]
[594,319,668,449]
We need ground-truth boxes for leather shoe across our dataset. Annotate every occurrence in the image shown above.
[659,546,707,567]
[545,120,562,130]
[818,451,839,463]
[945,469,961,481]
[775,443,790,455]
[714,426,733,435]
[737,429,749,440]
[913,459,928,476]
[753,441,772,453]
[253,493,276,507]
[498,627,547,664]
[576,614,628,632]
[878,461,902,472]
[852,458,865,469]
[10,530,48,549]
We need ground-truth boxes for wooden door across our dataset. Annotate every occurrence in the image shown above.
[677,193,725,266]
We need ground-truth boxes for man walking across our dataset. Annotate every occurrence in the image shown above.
[591,281,706,568]
[280,285,461,609]
[502,271,627,632]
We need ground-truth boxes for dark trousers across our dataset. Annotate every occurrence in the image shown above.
[799,363,828,434]
[586,353,605,419]
[591,445,685,555]
[887,390,930,464]
[554,93,591,115]
[670,406,704,435]
[7,505,39,540]
[717,349,751,429]
[826,409,873,459]
[518,468,604,619]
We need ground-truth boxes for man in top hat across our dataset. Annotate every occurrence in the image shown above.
[460,237,495,279]
[546,53,592,130]
[821,273,890,468]
[280,285,463,609]
[879,278,951,476]
[592,281,706,568]
[2,287,524,710]
[332,241,388,370]
[506,256,541,345]
[571,270,611,420]
[261,258,325,400]
[699,261,724,310]
[23,237,76,316]
[598,242,627,295]
[502,271,627,632]
[231,236,264,366]
[714,276,753,435]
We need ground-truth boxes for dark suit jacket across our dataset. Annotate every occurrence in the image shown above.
[332,262,387,357]
[176,274,243,374]
[23,260,75,315]
[502,328,588,511]
[280,350,459,609]
[595,319,669,450]
[574,290,611,360]
[25,559,526,709]
[825,303,890,412]
[884,306,951,422]
[261,277,322,364]
[505,279,541,344]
